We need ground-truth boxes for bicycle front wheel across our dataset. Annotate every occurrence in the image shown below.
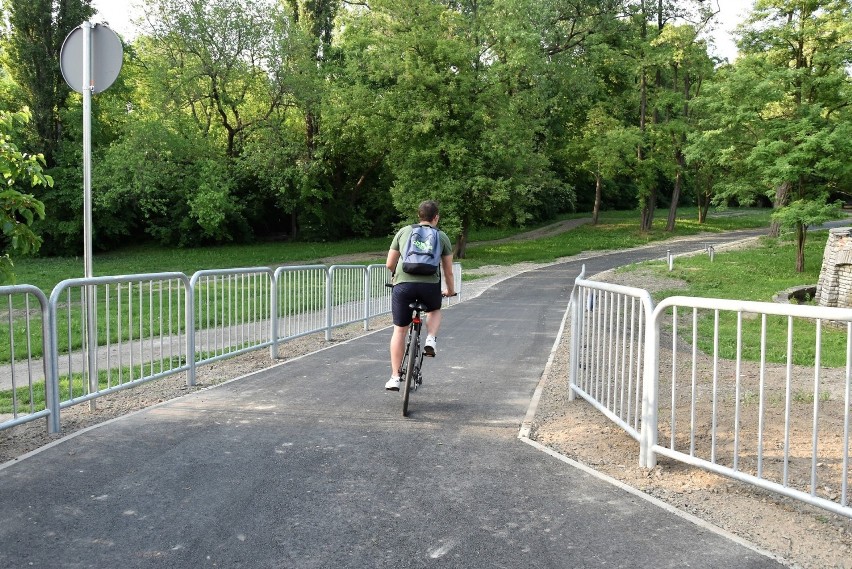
[402,326,420,417]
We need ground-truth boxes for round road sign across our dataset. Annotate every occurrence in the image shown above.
[60,23,123,94]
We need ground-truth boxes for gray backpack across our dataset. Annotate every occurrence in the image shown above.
[401,224,442,275]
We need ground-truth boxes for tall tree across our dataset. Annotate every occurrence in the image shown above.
[572,106,641,224]
[628,0,716,232]
[139,0,294,158]
[651,23,714,231]
[1,0,95,166]
[689,0,852,272]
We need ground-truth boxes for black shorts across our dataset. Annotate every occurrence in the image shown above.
[391,282,443,327]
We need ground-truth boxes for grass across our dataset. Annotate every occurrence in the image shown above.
[630,230,848,366]
[460,208,771,269]
[13,207,772,293]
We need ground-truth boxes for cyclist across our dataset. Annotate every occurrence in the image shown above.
[385,200,455,391]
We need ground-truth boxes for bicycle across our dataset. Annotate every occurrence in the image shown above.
[386,282,456,417]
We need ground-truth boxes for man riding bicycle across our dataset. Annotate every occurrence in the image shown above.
[385,200,455,391]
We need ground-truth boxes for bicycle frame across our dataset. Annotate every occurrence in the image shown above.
[400,304,427,417]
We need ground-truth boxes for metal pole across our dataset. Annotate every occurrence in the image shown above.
[83,22,93,280]
[82,22,98,410]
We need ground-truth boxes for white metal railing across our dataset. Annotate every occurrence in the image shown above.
[0,262,462,435]
[0,286,54,431]
[273,265,329,352]
[569,267,654,443]
[190,268,275,373]
[48,273,193,433]
[568,265,852,519]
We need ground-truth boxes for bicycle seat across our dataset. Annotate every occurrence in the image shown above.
[409,302,429,312]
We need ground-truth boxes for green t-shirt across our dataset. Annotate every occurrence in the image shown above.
[390,223,453,285]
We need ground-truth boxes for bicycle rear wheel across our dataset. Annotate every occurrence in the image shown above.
[402,326,420,417]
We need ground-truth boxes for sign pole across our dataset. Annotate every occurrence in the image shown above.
[59,21,123,412]
[82,21,93,280]
[82,22,98,408]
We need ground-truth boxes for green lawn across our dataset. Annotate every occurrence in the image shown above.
[623,231,844,366]
[14,207,773,293]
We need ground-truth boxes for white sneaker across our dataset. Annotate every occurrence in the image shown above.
[424,336,437,357]
[385,376,402,391]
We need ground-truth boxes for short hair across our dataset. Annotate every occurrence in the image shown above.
[418,200,439,222]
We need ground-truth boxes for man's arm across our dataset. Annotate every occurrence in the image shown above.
[441,254,455,296]
[386,248,400,273]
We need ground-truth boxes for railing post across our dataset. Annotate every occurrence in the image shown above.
[364,267,370,331]
[325,268,333,341]
[43,290,60,434]
[640,303,660,468]
[568,264,586,402]
[270,269,279,359]
[186,277,196,387]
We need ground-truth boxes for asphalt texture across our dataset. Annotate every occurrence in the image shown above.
[0,229,787,569]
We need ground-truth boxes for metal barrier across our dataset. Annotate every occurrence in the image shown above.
[327,265,369,339]
[367,264,393,324]
[0,286,55,433]
[569,265,852,519]
[48,273,192,420]
[273,265,329,356]
[569,268,654,444]
[189,268,275,374]
[649,296,852,518]
[2,262,465,435]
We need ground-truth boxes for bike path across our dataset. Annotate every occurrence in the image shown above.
[0,230,785,568]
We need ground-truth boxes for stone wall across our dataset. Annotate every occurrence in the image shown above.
[815,227,852,308]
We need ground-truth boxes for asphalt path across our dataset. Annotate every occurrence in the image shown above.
[0,228,786,568]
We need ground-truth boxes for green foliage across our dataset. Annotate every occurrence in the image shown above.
[771,198,844,232]
[0,108,49,282]
[0,0,96,166]
[0,0,848,258]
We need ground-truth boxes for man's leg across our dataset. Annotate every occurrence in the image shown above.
[426,308,441,338]
[390,325,407,377]
[424,308,441,356]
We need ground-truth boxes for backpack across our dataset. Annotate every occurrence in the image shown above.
[401,224,442,275]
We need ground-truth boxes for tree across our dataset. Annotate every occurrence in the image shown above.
[625,0,717,232]
[1,0,95,166]
[341,0,575,257]
[651,24,714,231]
[691,0,852,271]
[0,108,49,282]
[574,106,641,224]
[138,0,294,158]
[772,197,844,272]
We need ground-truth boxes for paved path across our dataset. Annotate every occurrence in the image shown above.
[0,229,786,568]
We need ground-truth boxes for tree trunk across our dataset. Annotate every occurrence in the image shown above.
[453,215,471,259]
[768,181,791,237]
[290,210,299,239]
[666,170,681,232]
[698,196,709,224]
[796,222,806,273]
[640,189,657,232]
[592,173,602,225]
[666,151,686,232]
